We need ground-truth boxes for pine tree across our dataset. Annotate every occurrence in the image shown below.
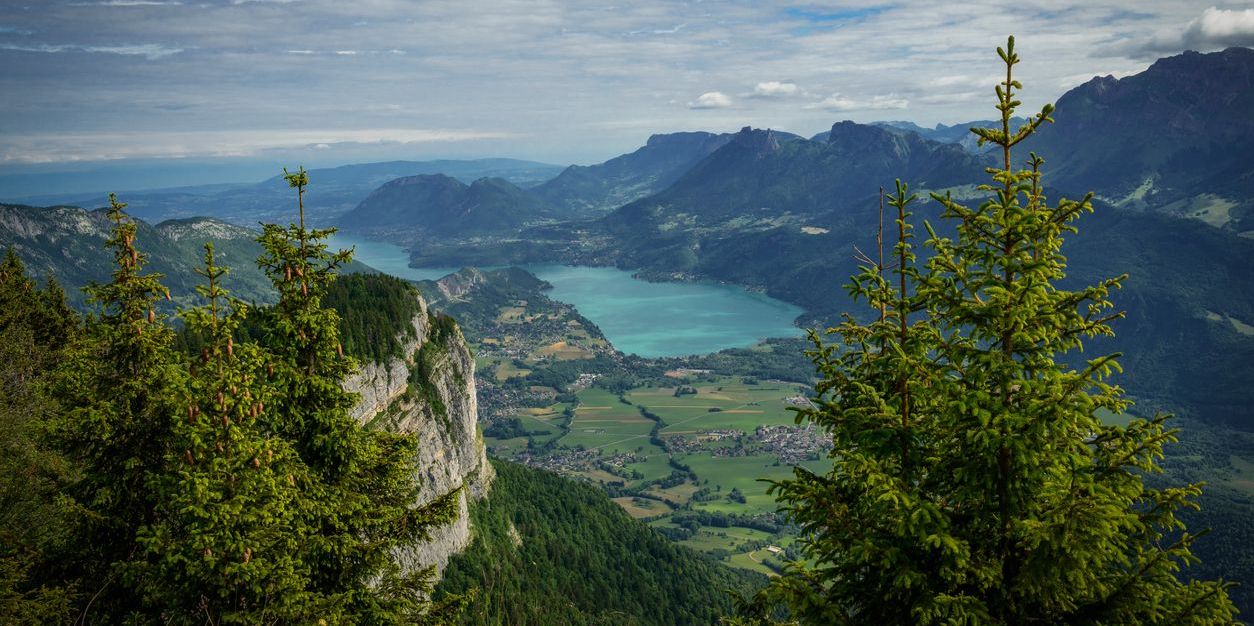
[48,193,187,620]
[254,167,461,623]
[740,37,1239,625]
[132,243,319,624]
[0,249,78,624]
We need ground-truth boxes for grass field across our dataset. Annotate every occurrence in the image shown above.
[563,388,656,452]
[627,381,802,434]
[613,496,672,519]
[678,453,826,514]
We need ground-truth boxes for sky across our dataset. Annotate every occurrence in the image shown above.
[2,0,1254,188]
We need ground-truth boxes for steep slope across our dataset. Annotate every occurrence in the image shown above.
[339,174,554,237]
[603,124,986,235]
[531,131,734,218]
[436,460,765,626]
[585,123,987,282]
[0,203,274,308]
[1031,46,1254,231]
[338,278,495,579]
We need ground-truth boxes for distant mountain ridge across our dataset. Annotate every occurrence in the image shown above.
[866,118,1025,153]
[0,203,275,308]
[337,131,752,236]
[1031,46,1254,231]
[8,158,566,226]
[601,123,986,237]
[531,131,735,218]
[338,174,554,236]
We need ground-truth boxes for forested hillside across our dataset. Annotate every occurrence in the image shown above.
[437,460,765,626]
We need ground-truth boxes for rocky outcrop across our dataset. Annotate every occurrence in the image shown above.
[344,292,493,579]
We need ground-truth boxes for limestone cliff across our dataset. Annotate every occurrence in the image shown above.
[344,291,494,578]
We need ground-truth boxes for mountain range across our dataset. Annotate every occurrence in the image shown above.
[5,158,564,226]
[386,47,1254,433]
[5,44,1254,620]
[0,203,276,308]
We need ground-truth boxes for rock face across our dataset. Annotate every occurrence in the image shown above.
[343,292,494,578]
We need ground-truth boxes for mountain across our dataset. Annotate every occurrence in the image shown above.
[1030,46,1254,232]
[605,123,985,232]
[531,131,735,218]
[338,174,555,237]
[593,123,988,273]
[0,203,275,308]
[8,158,566,227]
[866,118,1024,153]
[335,277,495,579]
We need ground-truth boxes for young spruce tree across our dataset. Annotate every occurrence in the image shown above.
[49,193,187,619]
[255,167,461,623]
[738,37,1238,625]
[133,243,318,624]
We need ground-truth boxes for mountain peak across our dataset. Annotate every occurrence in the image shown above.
[827,120,901,149]
[732,126,781,156]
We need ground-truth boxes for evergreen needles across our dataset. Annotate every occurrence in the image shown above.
[734,36,1240,626]
[2,173,464,624]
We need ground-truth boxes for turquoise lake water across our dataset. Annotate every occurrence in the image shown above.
[326,232,805,358]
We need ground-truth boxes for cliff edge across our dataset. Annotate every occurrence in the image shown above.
[343,290,494,578]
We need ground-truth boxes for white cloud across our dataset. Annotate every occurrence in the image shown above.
[1102,6,1254,58]
[927,75,984,89]
[806,93,908,112]
[0,0,1238,167]
[752,81,799,97]
[333,50,358,55]
[688,91,733,109]
[0,42,182,59]
[1183,7,1254,48]
[70,1,183,6]
[0,128,522,164]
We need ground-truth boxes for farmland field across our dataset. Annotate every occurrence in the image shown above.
[483,376,830,574]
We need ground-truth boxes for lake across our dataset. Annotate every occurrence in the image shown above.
[327,232,805,358]
[328,232,460,282]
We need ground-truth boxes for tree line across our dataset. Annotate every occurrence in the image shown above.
[1,169,463,625]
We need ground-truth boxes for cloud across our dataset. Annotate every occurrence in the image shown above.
[1183,7,1254,49]
[806,93,908,112]
[0,0,1237,168]
[752,81,799,97]
[0,128,522,164]
[688,91,733,109]
[1102,6,1254,58]
[0,42,182,59]
[69,1,183,6]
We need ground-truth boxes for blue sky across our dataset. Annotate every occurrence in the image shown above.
[1,0,1252,184]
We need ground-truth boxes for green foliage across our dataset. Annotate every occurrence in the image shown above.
[4,173,465,623]
[436,460,766,626]
[249,166,462,623]
[0,203,276,310]
[323,272,424,363]
[741,38,1239,626]
[47,193,190,619]
[132,244,320,624]
[174,272,425,366]
[0,248,78,624]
